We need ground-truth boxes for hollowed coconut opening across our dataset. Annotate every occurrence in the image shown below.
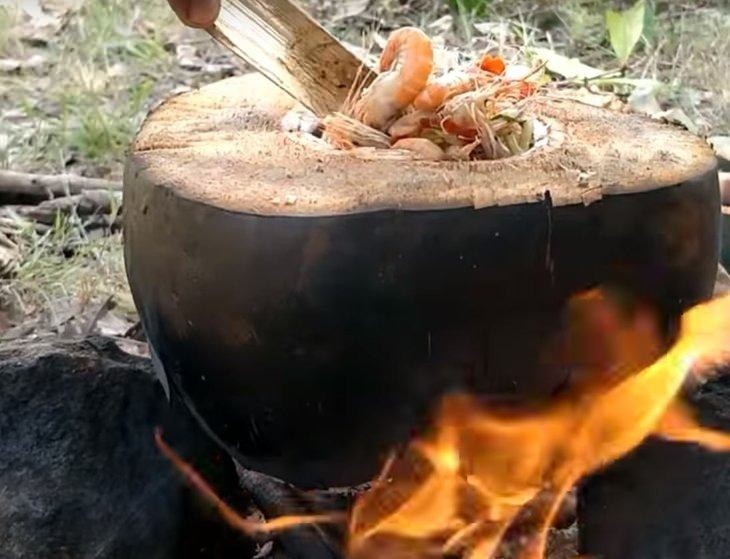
[284,109,552,164]
[129,73,716,217]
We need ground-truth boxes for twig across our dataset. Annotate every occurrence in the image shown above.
[154,429,340,537]
[9,191,122,225]
[551,67,625,88]
[0,170,122,198]
[81,295,115,338]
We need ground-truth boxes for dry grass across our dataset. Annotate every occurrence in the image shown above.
[0,0,230,178]
[0,0,236,328]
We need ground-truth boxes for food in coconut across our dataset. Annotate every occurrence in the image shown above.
[320,26,543,161]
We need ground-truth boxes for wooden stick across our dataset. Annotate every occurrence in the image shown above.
[10,191,122,225]
[0,170,122,198]
[207,0,374,116]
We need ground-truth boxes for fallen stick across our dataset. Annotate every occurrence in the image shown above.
[1,190,121,227]
[0,213,51,235]
[0,170,122,198]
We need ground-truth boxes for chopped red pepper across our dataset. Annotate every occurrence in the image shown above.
[441,117,478,140]
[519,82,536,99]
[479,54,506,75]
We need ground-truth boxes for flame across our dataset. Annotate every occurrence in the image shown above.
[155,291,730,558]
[348,291,730,559]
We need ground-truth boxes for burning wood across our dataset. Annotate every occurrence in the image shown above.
[156,291,730,559]
[321,27,544,162]
[348,290,730,558]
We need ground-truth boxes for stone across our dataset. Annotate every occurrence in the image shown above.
[579,373,730,559]
[0,336,256,558]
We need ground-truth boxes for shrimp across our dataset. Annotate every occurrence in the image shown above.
[322,112,391,150]
[413,69,496,112]
[392,138,445,160]
[353,27,434,131]
[387,110,438,139]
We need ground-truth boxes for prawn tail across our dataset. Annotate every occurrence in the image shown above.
[413,83,447,111]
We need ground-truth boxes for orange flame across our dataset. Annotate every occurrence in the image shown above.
[347,291,730,559]
[155,291,730,558]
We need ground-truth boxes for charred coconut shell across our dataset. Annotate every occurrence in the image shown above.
[124,73,719,488]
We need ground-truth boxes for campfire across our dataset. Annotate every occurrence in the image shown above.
[157,290,730,558]
[126,3,728,558]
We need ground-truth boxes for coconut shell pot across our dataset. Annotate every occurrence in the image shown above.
[124,73,720,489]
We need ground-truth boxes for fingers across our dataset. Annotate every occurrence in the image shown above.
[169,0,221,28]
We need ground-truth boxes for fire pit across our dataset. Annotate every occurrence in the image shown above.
[124,72,722,556]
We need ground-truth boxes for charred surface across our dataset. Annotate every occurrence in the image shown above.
[125,165,720,488]
[0,337,255,559]
[579,372,730,559]
[125,73,721,488]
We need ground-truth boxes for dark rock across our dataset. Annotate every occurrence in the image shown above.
[579,373,730,559]
[0,336,256,559]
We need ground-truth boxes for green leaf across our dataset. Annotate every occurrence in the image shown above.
[530,47,605,81]
[447,0,490,17]
[605,0,646,65]
[642,0,656,44]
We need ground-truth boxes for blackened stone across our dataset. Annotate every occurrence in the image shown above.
[579,374,730,559]
[0,336,256,559]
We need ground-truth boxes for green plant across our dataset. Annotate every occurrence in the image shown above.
[606,0,647,66]
[448,0,490,18]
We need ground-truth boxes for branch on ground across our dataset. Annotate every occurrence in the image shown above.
[0,171,122,199]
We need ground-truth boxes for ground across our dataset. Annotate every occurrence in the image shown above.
[0,0,727,335]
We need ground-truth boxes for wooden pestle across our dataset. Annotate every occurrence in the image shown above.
[207,0,375,116]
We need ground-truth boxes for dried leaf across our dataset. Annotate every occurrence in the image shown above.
[560,88,624,110]
[531,48,604,81]
[627,82,662,116]
[114,339,151,359]
[709,136,730,162]
[653,108,698,135]
[331,0,370,22]
[16,0,57,26]
[0,54,46,73]
[428,15,453,34]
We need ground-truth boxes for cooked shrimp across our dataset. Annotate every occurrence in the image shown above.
[353,27,434,131]
[413,69,497,112]
[387,110,438,139]
[392,137,445,160]
[322,113,391,150]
